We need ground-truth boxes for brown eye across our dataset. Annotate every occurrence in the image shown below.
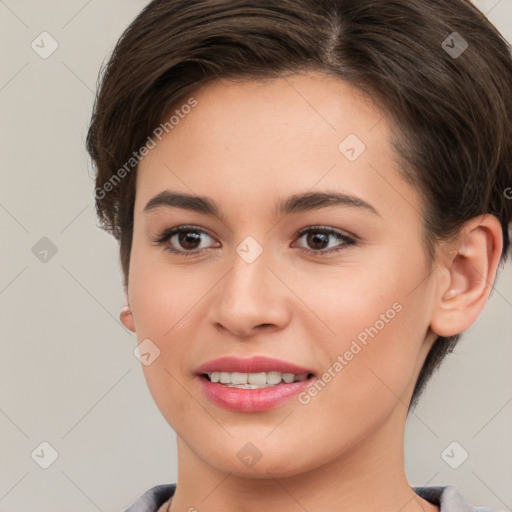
[176,230,202,250]
[153,226,219,257]
[295,227,355,255]
[305,231,330,250]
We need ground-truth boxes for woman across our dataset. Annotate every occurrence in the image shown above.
[86,0,512,511]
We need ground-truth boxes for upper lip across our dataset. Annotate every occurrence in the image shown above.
[195,356,314,375]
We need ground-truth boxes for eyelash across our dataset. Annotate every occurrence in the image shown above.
[152,225,356,258]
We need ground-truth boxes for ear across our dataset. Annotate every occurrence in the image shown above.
[120,302,136,333]
[430,214,503,337]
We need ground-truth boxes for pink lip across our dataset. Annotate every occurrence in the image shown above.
[195,355,313,375]
[199,378,314,412]
[195,356,315,412]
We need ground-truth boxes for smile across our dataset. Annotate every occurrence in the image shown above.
[204,371,311,388]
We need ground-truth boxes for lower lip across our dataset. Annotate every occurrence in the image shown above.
[198,375,315,412]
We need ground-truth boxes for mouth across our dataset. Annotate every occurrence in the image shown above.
[195,356,316,411]
[201,371,315,389]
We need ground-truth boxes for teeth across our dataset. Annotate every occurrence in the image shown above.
[231,372,248,385]
[266,371,282,385]
[248,372,266,385]
[282,373,295,383]
[206,371,310,387]
[219,372,231,384]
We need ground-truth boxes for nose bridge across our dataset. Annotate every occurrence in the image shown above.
[225,237,272,304]
[209,236,290,335]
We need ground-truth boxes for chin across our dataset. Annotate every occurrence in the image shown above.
[194,435,332,480]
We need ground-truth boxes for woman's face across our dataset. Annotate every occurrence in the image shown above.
[124,72,440,477]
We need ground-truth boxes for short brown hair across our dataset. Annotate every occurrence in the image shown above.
[86,0,512,409]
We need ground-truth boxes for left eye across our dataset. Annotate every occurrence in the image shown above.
[153,225,355,257]
[293,227,355,254]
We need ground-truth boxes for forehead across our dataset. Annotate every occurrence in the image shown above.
[166,72,386,153]
[135,72,422,224]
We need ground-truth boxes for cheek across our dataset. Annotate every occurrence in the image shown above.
[298,301,425,454]
[127,247,215,388]
[303,248,430,398]
[128,245,209,338]
[128,252,202,428]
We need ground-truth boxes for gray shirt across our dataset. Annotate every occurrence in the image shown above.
[124,484,507,511]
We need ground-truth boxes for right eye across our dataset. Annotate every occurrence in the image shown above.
[153,225,220,257]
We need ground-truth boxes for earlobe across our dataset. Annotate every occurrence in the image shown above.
[430,215,503,338]
[120,304,136,332]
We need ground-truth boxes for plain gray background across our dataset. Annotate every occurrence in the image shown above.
[0,1,511,511]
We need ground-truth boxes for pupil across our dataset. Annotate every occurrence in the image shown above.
[179,231,201,249]
[308,232,328,250]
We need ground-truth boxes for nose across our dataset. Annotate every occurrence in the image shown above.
[207,245,292,339]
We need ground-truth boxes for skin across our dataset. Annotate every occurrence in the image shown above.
[120,71,503,512]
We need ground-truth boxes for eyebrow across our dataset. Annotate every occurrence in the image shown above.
[143,190,380,218]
